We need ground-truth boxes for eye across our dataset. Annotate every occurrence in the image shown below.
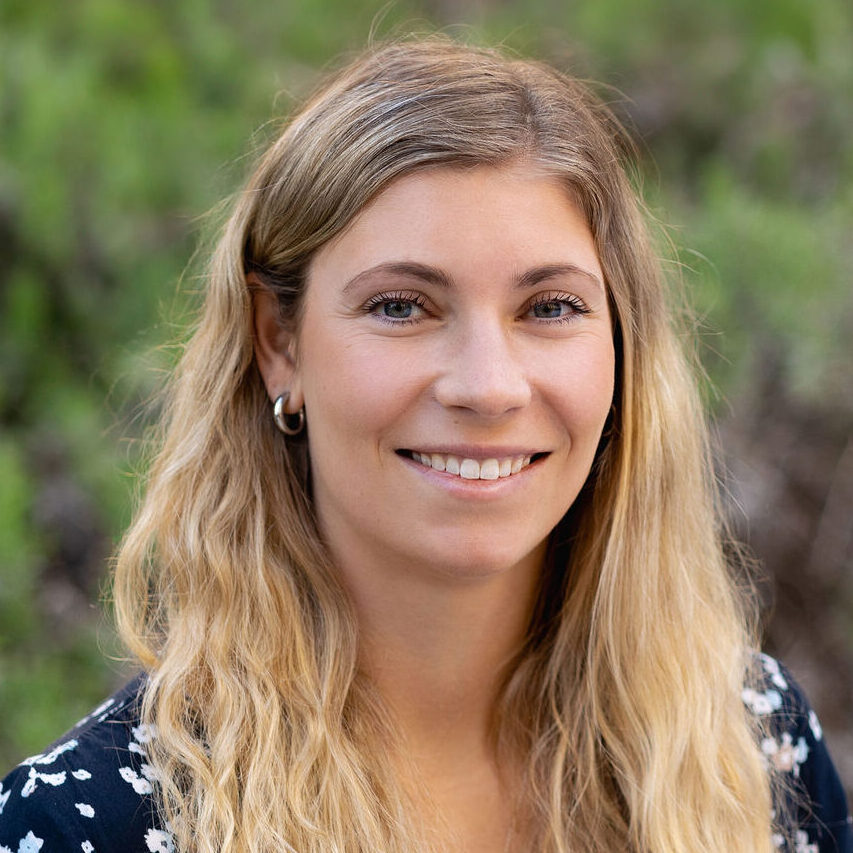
[523,292,591,323]
[363,290,429,324]
[382,299,417,319]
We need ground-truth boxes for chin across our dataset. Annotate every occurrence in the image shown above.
[419,536,547,582]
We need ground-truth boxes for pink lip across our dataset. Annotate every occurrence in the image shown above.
[397,450,545,499]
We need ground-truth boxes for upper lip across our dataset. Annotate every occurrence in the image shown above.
[398,445,548,460]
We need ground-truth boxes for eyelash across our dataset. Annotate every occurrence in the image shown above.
[361,290,591,325]
[524,292,591,323]
[363,290,429,325]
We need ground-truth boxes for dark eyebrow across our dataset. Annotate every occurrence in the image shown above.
[515,263,604,291]
[342,262,452,293]
[342,261,604,293]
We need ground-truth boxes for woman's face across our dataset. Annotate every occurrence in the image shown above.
[259,164,615,581]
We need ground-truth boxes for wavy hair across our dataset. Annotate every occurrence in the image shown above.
[114,37,777,851]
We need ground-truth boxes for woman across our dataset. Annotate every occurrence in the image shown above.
[1,37,849,853]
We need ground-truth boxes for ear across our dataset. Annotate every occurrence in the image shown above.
[249,273,304,412]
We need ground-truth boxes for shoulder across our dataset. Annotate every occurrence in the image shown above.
[743,653,853,853]
[0,674,174,853]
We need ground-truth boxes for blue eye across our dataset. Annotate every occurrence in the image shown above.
[364,290,428,324]
[525,293,590,323]
[382,300,415,319]
[532,300,570,319]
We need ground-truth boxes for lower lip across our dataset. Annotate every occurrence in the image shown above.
[399,455,541,499]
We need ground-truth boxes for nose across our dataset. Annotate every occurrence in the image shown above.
[433,320,532,418]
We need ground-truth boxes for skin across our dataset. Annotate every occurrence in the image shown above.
[253,163,615,851]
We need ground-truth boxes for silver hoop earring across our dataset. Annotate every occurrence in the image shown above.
[273,392,305,436]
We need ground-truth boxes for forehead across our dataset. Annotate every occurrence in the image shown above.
[307,163,603,287]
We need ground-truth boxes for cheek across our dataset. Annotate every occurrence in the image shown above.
[547,339,616,437]
[299,328,414,452]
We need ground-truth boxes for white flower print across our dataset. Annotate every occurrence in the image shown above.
[793,829,818,852]
[132,724,157,744]
[808,709,823,741]
[73,698,116,730]
[118,765,154,795]
[742,687,783,715]
[81,843,95,853]
[18,832,44,853]
[72,769,92,781]
[20,768,66,798]
[128,724,156,761]
[762,732,810,777]
[759,654,789,690]
[144,828,175,852]
[75,802,95,818]
[142,763,160,783]
[116,721,162,797]
[20,740,77,768]
[0,782,9,815]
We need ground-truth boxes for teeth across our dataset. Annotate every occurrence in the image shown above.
[480,459,500,480]
[460,458,480,479]
[408,452,535,480]
[430,453,446,472]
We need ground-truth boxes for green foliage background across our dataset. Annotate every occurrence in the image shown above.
[1,0,851,788]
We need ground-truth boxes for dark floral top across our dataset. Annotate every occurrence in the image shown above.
[0,655,850,852]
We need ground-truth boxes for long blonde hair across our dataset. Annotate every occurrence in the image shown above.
[115,37,776,851]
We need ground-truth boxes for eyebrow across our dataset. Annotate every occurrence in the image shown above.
[341,261,604,293]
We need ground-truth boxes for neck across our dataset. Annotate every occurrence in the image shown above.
[328,540,546,852]
[334,542,545,761]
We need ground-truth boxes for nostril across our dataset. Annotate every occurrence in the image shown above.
[433,375,532,417]
[432,334,531,417]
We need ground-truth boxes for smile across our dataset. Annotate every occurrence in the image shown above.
[398,450,546,480]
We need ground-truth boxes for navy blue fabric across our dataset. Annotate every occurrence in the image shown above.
[0,676,170,852]
[1,658,850,851]
[744,655,853,852]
